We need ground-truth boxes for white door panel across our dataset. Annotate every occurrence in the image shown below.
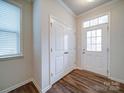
[55,29,64,50]
[69,51,76,66]
[64,29,76,69]
[68,32,76,50]
[64,48,76,70]
[64,54,69,70]
[55,56,64,74]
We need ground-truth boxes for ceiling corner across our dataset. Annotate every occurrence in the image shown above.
[57,0,76,17]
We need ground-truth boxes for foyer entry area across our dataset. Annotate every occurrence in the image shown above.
[47,69,124,93]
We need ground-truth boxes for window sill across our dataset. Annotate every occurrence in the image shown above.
[0,54,24,61]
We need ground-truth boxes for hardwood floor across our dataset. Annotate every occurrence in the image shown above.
[47,69,124,93]
[8,82,39,93]
[7,70,124,93]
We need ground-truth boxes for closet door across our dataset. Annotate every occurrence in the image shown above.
[50,18,76,84]
[50,21,65,84]
[64,28,76,71]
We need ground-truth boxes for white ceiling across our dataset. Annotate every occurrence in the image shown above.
[25,0,33,3]
[61,0,112,15]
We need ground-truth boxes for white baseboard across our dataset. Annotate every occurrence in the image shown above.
[61,66,74,79]
[75,66,82,70]
[0,78,42,93]
[42,85,52,93]
[42,65,76,93]
[41,66,75,93]
[109,77,124,84]
[32,79,41,93]
[0,78,33,93]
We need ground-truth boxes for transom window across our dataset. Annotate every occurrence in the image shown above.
[0,0,21,58]
[83,15,108,28]
[87,29,102,52]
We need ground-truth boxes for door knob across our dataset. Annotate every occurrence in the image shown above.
[64,52,69,54]
[83,49,85,54]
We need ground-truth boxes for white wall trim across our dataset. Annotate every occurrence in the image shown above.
[50,15,73,28]
[43,66,75,93]
[0,78,33,93]
[75,66,82,70]
[42,85,52,93]
[0,78,42,93]
[57,0,76,17]
[32,79,41,93]
[110,77,124,84]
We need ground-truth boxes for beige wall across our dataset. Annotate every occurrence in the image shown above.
[40,0,76,90]
[0,0,76,91]
[0,0,33,90]
[1,0,124,92]
[77,0,124,83]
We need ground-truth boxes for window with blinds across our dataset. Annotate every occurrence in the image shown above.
[0,0,21,57]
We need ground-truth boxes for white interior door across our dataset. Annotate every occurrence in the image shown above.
[50,21,65,84]
[64,28,76,71]
[50,17,76,84]
[83,24,108,76]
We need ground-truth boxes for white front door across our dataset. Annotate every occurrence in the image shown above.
[83,24,108,76]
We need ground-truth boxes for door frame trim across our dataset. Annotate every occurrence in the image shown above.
[81,12,111,78]
[49,15,53,86]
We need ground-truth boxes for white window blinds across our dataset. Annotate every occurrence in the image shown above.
[0,0,20,57]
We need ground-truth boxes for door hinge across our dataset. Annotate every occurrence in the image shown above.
[51,48,53,52]
[50,22,52,27]
[107,69,109,75]
[107,26,109,30]
[51,73,53,76]
[107,48,109,52]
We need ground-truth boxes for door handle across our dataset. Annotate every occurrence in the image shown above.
[82,52,85,54]
[64,52,69,54]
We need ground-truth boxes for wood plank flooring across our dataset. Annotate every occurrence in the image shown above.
[47,69,124,93]
[7,70,124,93]
[8,82,39,93]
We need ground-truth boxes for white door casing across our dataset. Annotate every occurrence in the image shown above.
[82,24,109,76]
